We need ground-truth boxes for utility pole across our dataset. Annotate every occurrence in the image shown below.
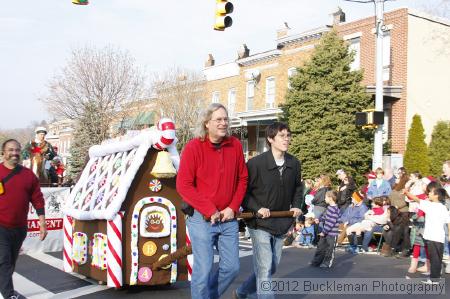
[373,0,385,169]
[346,0,386,169]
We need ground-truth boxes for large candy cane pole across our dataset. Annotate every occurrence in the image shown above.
[63,215,73,272]
[186,226,193,281]
[107,211,124,288]
[153,118,176,150]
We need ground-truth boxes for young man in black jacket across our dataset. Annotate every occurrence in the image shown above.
[234,122,302,299]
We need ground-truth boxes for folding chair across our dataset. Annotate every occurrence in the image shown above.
[372,231,384,253]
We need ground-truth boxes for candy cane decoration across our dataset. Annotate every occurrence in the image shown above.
[186,226,193,281]
[107,211,124,288]
[63,215,73,272]
[153,118,176,150]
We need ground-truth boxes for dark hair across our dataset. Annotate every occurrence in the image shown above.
[425,181,442,195]
[372,197,385,207]
[432,188,448,204]
[1,139,21,152]
[396,167,408,181]
[393,175,408,191]
[410,171,422,179]
[388,206,399,222]
[265,122,290,148]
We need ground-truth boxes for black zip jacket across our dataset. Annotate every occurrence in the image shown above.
[242,151,303,236]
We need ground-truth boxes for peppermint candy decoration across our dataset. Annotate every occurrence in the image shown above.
[148,179,162,192]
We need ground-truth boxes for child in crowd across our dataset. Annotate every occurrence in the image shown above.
[284,221,301,246]
[295,213,315,248]
[312,175,333,218]
[310,190,340,268]
[345,197,388,254]
[406,185,450,284]
[404,180,438,276]
[338,191,368,246]
[406,171,424,195]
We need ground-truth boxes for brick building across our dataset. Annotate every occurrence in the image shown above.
[203,8,450,162]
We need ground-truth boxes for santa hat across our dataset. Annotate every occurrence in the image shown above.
[352,191,364,203]
[366,172,376,179]
[427,175,436,182]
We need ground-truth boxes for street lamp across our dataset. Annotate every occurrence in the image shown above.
[345,0,389,169]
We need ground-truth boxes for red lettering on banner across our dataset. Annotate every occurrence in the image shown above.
[27,218,63,232]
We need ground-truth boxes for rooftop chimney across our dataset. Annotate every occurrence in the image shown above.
[237,44,250,59]
[331,7,346,25]
[205,54,215,67]
[277,22,291,39]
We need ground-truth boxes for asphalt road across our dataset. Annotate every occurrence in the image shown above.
[13,240,450,299]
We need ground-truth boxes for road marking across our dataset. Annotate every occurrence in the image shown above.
[239,244,253,249]
[50,285,109,299]
[13,272,54,299]
[25,252,100,284]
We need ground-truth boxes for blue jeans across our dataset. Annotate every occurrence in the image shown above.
[237,228,284,299]
[186,210,240,299]
[362,225,383,251]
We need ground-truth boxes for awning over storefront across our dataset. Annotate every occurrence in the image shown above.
[113,111,155,130]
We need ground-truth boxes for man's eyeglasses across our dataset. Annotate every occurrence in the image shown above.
[276,134,292,140]
[210,117,229,124]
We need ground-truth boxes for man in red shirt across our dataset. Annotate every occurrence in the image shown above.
[177,103,248,299]
[0,139,47,299]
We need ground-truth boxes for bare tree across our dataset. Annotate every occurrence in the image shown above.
[41,45,148,178]
[42,45,147,138]
[151,67,207,149]
[421,0,450,19]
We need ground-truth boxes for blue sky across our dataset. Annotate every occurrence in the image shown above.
[0,0,444,129]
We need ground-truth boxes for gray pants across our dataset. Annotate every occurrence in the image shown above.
[0,225,27,298]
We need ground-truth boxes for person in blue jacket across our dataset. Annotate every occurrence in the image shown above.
[367,167,392,200]
[339,191,368,250]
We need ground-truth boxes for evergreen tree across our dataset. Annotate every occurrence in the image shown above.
[282,30,373,184]
[67,112,108,181]
[428,121,450,177]
[403,114,431,175]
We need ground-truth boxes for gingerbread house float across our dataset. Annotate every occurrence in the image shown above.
[62,119,191,288]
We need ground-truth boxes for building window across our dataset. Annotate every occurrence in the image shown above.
[265,77,275,108]
[287,67,297,89]
[211,91,220,103]
[348,37,361,71]
[246,81,255,111]
[382,31,391,81]
[227,88,236,116]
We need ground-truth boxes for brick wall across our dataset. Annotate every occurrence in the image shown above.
[337,8,409,153]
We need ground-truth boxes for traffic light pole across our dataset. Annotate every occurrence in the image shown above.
[373,0,385,169]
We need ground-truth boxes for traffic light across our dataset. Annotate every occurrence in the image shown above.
[356,109,384,129]
[214,0,234,31]
[72,0,89,5]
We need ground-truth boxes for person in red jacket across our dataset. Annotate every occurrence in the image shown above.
[0,139,47,299]
[176,103,248,299]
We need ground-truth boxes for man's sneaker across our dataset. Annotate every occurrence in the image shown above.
[319,263,329,268]
[421,279,440,285]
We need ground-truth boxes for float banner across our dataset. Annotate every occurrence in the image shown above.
[21,187,70,253]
